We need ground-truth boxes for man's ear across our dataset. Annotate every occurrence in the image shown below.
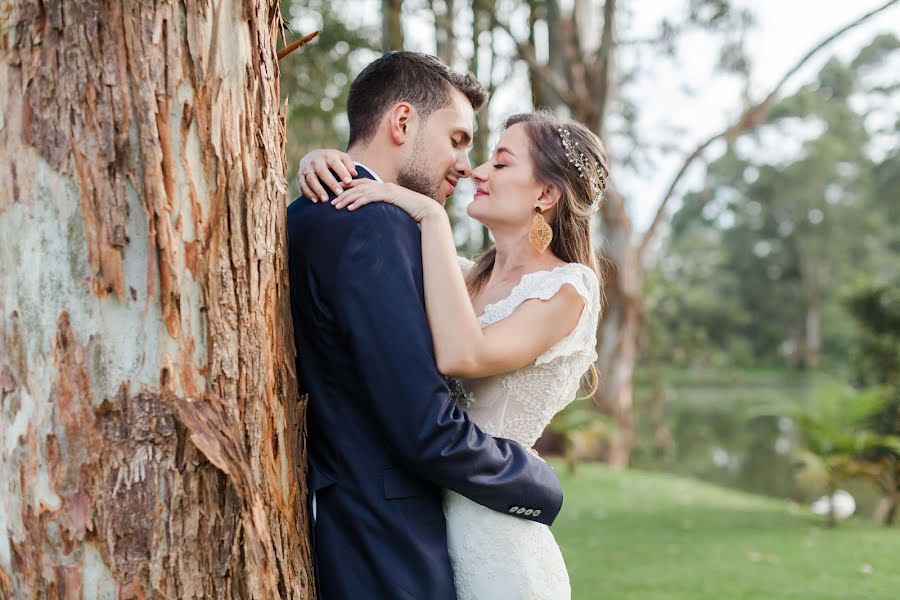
[388,102,415,145]
[536,183,562,215]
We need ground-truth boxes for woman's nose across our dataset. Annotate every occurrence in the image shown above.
[470,162,489,182]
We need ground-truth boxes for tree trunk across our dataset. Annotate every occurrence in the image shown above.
[469,0,495,254]
[544,0,572,112]
[382,0,404,51]
[570,0,637,468]
[433,0,456,66]
[595,189,642,468]
[804,301,822,370]
[0,1,314,597]
[526,0,544,108]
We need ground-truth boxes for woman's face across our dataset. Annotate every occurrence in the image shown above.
[467,123,545,231]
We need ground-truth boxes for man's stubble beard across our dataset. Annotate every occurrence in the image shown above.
[397,134,446,204]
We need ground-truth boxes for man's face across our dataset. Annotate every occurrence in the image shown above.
[397,89,474,205]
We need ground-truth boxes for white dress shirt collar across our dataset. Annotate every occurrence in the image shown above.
[354,161,384,183]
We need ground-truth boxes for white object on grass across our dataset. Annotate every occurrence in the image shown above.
[810,489,856,520]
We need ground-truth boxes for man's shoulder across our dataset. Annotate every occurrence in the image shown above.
[287,197,420,267]
[289,194,413,222]
[353,202,419,230]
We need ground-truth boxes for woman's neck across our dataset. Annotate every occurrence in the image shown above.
[489,230,562,285]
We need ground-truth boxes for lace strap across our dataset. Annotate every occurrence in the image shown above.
[523,264,600,366]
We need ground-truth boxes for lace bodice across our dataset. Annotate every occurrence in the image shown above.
[451,259,600,447]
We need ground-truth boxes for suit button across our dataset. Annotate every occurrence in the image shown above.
[524,509,534,515]
[533,510,541,516]
[516,507,526,514]
[509,506,519,513]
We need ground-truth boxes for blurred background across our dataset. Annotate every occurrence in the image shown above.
[280,1,899,596]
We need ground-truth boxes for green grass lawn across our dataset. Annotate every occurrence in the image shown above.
[551,461,899,599]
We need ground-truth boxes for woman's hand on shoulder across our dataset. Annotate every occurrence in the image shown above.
[332,180,444,224]
[297,149,357,202]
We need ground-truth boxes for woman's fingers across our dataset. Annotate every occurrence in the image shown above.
[297,149,358,202]
[342,178,370,189]
[299,174,316,202]
[329,155,356,186]
[336,188,379,211]
[332,189,363,210]
[298,159,322,201]
[341,154,358,179]
[304,165,330,202]
[347,194,376,211]
[316,161,345,197]
[314,152,358,197]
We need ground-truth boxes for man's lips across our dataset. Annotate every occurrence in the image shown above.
[445,177,458,190]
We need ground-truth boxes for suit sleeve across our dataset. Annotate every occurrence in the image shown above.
[332,204,563,525]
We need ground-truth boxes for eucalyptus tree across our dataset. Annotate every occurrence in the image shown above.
[1,2,316,596]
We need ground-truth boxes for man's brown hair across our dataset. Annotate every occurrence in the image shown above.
[347,51,487,148]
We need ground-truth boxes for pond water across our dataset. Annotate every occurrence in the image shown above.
[628,372,883,516]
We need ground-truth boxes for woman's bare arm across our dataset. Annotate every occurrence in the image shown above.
[333,179,585,378]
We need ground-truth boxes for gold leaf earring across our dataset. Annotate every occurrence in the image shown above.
[529,206,553,254]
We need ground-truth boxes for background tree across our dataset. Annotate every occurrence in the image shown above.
[493,0,897,466]
[280,0,377,185]
[1,1,314,597]
[654,33,900,371]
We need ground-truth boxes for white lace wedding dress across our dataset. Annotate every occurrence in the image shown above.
[444,259,601,600]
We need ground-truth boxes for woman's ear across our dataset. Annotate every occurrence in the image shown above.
[388,102,415,145]
[536,183,562,214]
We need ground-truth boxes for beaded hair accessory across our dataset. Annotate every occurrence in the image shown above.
[557,127,607,211]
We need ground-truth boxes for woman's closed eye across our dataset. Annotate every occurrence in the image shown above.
[493,164,506,170]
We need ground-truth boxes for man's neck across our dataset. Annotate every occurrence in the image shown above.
[347,144,399,184]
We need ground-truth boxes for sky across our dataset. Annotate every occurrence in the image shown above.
[293,1,900,235]
[618,0,900,231]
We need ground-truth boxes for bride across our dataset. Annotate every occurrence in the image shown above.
[299,109,607,599]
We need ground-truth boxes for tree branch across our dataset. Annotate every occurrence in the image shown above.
[490,13,578,106]
[637,0,899,261]
[593,0,617,135]
[277,30,320,61]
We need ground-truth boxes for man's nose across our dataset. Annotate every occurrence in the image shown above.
[456,152,472,178]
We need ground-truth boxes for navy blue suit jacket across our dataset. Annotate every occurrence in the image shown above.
[287,166,564,600]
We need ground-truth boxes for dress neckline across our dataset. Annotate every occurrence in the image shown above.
[475,263,579,325]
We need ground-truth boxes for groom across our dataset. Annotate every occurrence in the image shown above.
[287,52,564,599]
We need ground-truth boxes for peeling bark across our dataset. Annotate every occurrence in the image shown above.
[1,1,313,597]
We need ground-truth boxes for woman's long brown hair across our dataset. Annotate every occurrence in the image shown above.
[465,110,610,395]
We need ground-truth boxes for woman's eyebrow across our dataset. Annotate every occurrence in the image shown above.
[495,147,517,158]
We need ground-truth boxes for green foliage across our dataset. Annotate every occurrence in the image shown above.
[646,34,900,370]
[792,385,896,455]
[846,281,900,389]
[756,378,900,525]
[280,1,378,198]
[547,400,616,473]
